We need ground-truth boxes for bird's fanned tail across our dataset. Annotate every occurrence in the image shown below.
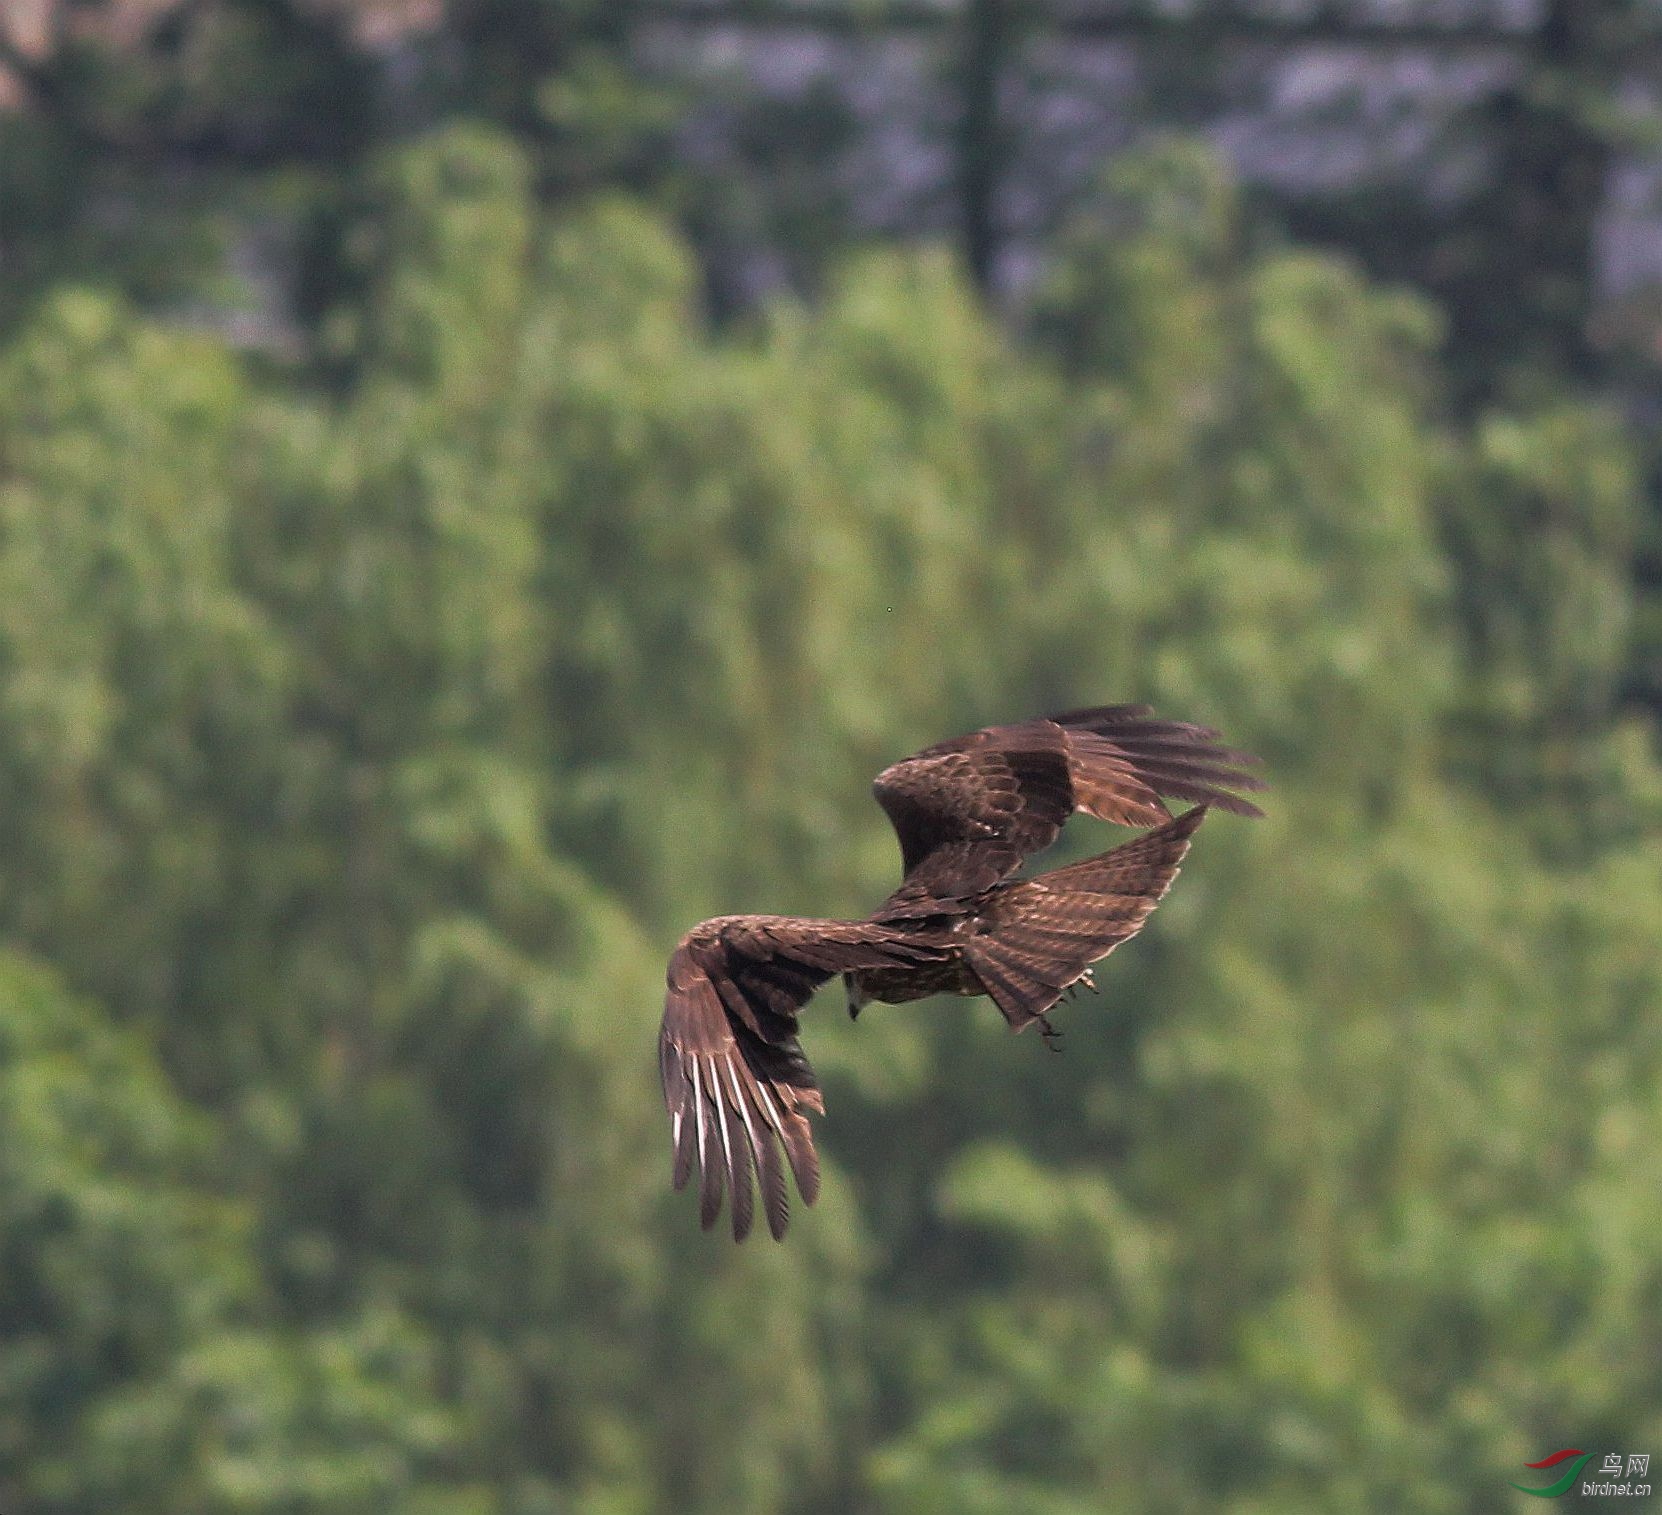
[962,805,1208,1031]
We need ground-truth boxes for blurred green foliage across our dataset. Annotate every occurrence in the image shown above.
[0,122,1659,1513]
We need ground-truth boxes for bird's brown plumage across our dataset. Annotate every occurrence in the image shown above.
[659,916,955,1240]
[658,704,1264,1240]
[871,705,1262,908]
[955,803,1207,1031]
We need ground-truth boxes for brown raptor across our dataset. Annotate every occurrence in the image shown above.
[658,704,1264,1240]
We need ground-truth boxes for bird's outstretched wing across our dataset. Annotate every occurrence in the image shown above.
[872,704,1263,902]
[660,915,950,1241]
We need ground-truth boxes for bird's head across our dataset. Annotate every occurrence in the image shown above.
[844,972,871,1021]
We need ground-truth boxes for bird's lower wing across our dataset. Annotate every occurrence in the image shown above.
[659,917,947,1241]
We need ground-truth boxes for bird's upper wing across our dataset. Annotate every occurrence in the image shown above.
[871,704,1263,903]
[660,914,950,1241]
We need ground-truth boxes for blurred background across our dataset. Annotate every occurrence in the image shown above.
[2,2,1662,1511]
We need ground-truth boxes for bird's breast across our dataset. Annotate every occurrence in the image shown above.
[851,955,979,1005]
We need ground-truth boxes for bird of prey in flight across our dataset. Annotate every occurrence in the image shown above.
[658,704,1264,1241]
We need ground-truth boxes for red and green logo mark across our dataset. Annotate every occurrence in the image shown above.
[1512,1449,1593,1498]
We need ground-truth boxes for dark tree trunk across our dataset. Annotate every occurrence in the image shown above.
[1459,0,1624,387]
[956,0,1008,295]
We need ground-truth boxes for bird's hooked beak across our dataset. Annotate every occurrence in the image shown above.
[844,972,871,1021]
